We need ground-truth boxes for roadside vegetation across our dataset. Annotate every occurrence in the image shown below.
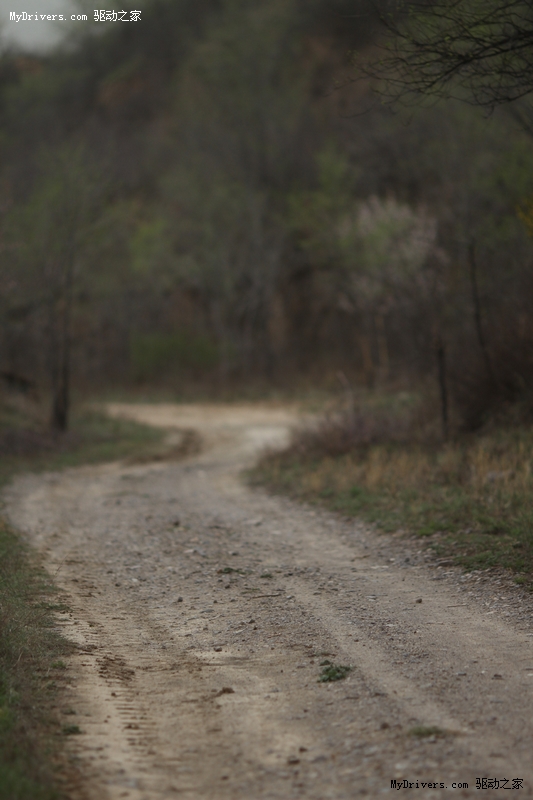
[0,396,165,488]
[0,517,73,800]
[253,394,533,586]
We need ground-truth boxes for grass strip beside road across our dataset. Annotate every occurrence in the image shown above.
[0,518,73,799]
[0,408,165,487]
[252,426,533,586]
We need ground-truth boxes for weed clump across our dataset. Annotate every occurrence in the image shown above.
[62,725,81,736]
[318,660,352,682]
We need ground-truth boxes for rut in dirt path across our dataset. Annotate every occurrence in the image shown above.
[4,403,533,800]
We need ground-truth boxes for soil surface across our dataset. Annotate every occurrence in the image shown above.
[4,402,533,800]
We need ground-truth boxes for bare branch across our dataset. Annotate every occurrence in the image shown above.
[363,0,533,111]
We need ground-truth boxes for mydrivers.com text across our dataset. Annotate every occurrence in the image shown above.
[9,10,142,22]
[391,778,525,790]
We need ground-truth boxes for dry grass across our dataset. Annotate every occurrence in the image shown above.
[252,407,533,582]
[286,430,533,496]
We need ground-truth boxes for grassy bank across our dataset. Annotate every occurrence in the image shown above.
[0,401,166,798]
[252,416,533,586]
[0,405,166,488]
[0,518,74,799]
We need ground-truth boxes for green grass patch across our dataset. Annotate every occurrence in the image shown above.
[250,424,533,581]
[0,407,165,489]
[317,660,352,682]
[61,725,81,737]
[408,725,447,738]
[0,517,76,799]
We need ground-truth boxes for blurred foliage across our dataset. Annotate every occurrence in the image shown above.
[0,0,532,424]
[130,332,218,380]
[517,197,533,238]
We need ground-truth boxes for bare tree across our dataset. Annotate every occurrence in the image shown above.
[6,144,102,431]
[365,0,533,111]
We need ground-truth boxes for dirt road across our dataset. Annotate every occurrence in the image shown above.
[4,403,533,799]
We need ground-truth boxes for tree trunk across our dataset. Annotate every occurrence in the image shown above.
[436,338,449,441]
[50,260,74,432]
[50,321,70,431]
[468,241,494,383]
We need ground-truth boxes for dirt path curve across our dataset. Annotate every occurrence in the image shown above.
[4,403,533,800]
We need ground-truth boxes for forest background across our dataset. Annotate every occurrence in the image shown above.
[2,0,533,434]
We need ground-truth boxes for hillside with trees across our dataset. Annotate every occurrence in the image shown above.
[1,0,533,431]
